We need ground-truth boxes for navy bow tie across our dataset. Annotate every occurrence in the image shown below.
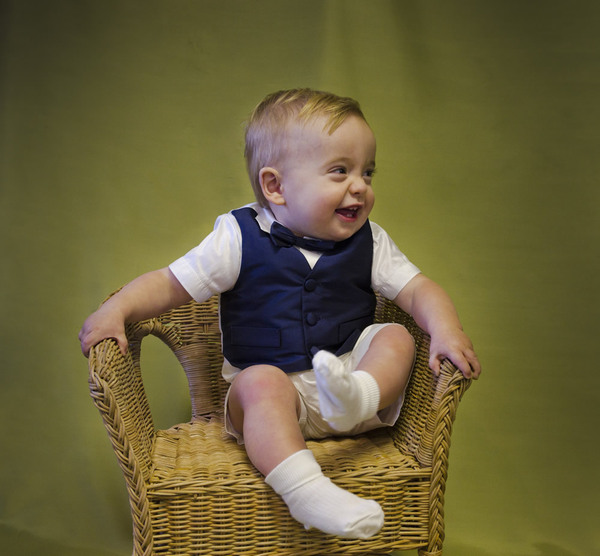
[270,221,337,251]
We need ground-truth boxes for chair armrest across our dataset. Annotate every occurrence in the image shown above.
[88,319,161,485]
[391,354,472,469]
[372,293,473,468]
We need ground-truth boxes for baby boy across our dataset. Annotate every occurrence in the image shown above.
[79,88,480,539]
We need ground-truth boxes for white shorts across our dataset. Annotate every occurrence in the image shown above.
[224,323,414,444]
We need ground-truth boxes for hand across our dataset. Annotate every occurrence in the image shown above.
[79,305,128,357]
[428,326,481,380]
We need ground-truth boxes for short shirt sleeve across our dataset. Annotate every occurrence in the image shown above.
[370,221,421,300]
[168,212,242,302]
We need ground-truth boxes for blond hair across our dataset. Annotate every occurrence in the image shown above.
[244,88,367,206]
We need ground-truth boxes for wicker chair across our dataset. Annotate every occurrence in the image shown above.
[88,293,472,556]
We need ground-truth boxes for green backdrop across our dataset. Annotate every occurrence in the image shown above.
[1,1,598,555]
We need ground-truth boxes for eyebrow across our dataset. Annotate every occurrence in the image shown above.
[325,156,377,168]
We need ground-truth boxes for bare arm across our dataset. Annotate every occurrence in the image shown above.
[79,267,192,357]
[394,273,481,379]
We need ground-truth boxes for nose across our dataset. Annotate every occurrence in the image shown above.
[349,175,368,196]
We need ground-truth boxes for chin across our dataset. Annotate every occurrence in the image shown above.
[332,228,360,242]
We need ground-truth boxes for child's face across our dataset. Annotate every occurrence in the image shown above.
[265,115,376,242]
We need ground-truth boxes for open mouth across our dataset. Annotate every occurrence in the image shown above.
[335,206,360,221]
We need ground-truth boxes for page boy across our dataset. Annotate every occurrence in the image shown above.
[80,88,480,539]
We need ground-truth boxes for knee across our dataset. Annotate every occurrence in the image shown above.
[377,324,415,357]
[230,365,297,407]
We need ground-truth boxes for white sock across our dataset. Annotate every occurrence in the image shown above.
[265,449,383,538]
[312,350,381,432]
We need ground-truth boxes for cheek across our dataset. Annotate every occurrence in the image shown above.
[312,189,341,210]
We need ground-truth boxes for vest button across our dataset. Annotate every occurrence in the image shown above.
[304,279,317,292]
[305,312,318,326]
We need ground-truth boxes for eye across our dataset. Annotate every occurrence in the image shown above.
[331,167,347,175]
[364,168,376,181]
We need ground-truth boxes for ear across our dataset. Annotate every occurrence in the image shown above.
[259,167,286,206]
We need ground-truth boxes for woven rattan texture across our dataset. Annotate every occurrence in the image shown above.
[89,294,471,555]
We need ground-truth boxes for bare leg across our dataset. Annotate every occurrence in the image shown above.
[227,364,384,538]
[357,323,415,409]
[227,364,306,475]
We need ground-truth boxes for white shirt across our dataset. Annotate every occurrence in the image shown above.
[170,203,421,304]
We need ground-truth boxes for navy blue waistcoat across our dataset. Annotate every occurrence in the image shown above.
[220,207,376,373]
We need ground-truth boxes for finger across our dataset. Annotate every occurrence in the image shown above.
[467,351,482,379]
[458,357,475,379]
[117,337,129,356]
[81,343,91,358]
[447,352,473,379]
[428,354,442,377]
[107,334,129,356]
[79,332,92,358]
[79,333,128,358]
[458,347,480,379]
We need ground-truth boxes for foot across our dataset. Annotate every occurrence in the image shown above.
[265,449,384,538]
[312,350,380,431]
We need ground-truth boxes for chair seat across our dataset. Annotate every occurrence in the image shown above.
[147,418,432,555]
